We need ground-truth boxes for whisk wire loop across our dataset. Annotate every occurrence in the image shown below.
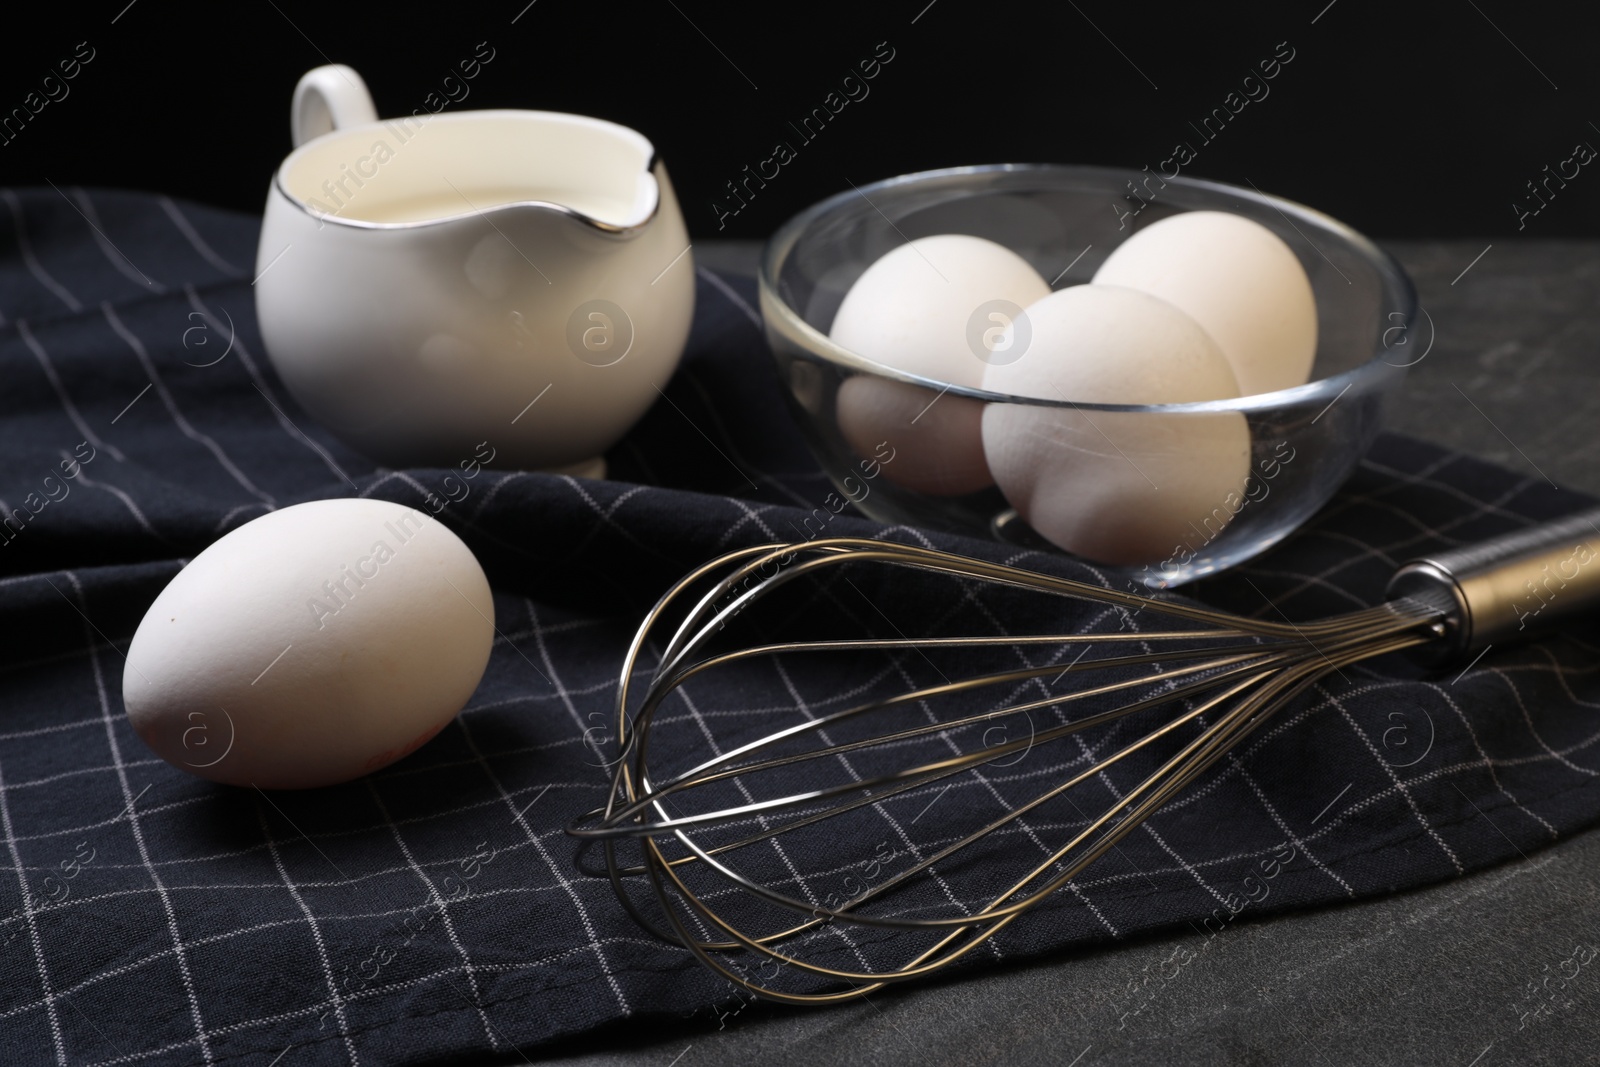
[570,537,1445,1003]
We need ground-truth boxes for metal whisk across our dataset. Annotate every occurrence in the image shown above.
[569,507,1600,1005]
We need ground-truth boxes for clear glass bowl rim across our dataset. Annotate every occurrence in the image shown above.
[758,162,1418,415]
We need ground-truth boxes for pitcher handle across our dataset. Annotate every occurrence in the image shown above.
[290,65,378,147]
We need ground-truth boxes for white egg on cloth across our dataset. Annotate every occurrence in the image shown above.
[830,234,1050,495]
[980,285,1253,567]
[122,498,495,789]
[1093,210,1318,395]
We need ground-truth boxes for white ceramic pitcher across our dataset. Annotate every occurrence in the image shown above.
[255,65,695,477]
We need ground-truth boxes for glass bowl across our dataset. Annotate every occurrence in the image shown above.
[758,164,1417,588]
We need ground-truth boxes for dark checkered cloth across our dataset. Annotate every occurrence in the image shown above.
[2,188,1597,1066]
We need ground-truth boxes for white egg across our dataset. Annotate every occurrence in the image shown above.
[123,499,495,789]
[980,285,1252,566]
[835,376,991,496]
[830,234,1051,495]
[1092,210,1317,395]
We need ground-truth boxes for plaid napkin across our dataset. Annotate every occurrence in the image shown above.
[2,188,1597,1066]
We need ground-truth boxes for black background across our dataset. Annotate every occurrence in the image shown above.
[1,0,1597,239]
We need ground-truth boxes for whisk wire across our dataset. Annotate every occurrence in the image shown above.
[573,538,1446,1004]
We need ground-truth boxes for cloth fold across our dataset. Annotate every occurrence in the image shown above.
[1,188,1597,1066]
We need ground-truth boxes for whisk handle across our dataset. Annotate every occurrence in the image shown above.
[1386,504,1600,662]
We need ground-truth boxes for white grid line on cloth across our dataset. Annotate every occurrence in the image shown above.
[10,651,1597,859]
[70,190,167,295]
[77,937,673,1067]
[494,616,608,641]
[1,756,163,792]
[1253,466,1535,595]
[255,803,360,1065]
[504,597,635,1013]
[1141,673,1600,822]
[507,640,915,740]
[627,523,899,967]
[0,714,123,743]
[2,190,83,312]
[100,301,276,507]
[457,676,628,722]
[68,569,217,1064]
[1546,631,1600,657]
[714,497,782,551]
[831,530,1124,938]
[157,197,244,277]
[183,286,358,489]
[376,731,615,775]
[1522,642,1600,706]
[1242,470,1542,615]
[1423,677,1559,838]
[6,802,1580,1043]
[213,500,270,534]
[767,656,994,956]
[1324,450,1472,523]
[1322,680,1465,874]
[0,569,145,598]
[695,265,762,330]
[877,528,1126,936]
[1,913,309,1022]
[69,462,169,546]
[1,833,534,904]
[1334,755,1592,821]
[1232,769,1354,896]
[363,779,500,1049]
[3,882,599,1019]
[1133,676,1400,816]
[1231,562,1375,613]
[2,777,576,853]
[0,751,71,1065]
[764,739,1548,908]
[520,598,623,786]
[14,318,126,462]
[918,558,1143,931]
[553,474,684,566]
[0,869,640,994]
[1009,558,1242,910]
[678,778,1531,904]
[4,743,1589,1040]
[1358,453,1545,527]
[393,468,544,531]
[452,717,634,1016]
[579,746,1137,859]
[463,469,525,522]
[658,659,880,972]
[0,792,214,844]
[1296,526,1404,570]
[735,515,1046,950]
[1489,663,1600,779]
[1073,561,1355,899]
[353,470,428,505]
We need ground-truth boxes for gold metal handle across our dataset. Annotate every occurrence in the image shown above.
[1386,505,1600,661]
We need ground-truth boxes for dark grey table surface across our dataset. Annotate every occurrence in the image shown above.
[522,239,1600,1067]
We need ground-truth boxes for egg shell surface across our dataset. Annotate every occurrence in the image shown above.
[122,498,495,789]
[1092,210,1318,395]
[980,285,1253,565]
[830,234,1051,494]
[835,377,991,496]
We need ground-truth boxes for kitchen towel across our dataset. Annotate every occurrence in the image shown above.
[2,188,1597,1066]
